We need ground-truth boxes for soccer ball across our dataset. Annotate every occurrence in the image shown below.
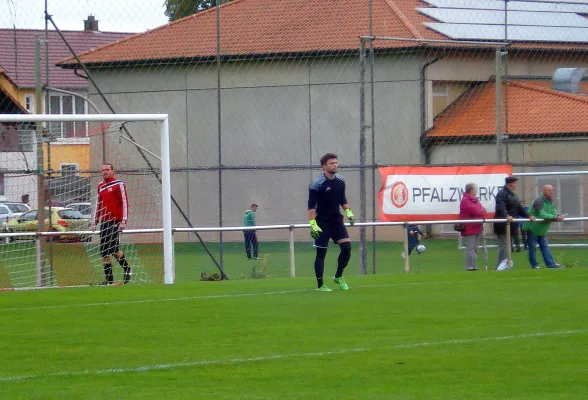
[416,244,426,254]
[496,259,514,271]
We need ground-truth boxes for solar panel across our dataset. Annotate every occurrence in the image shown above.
[424,23,588,42]
[424,0,588,13]
[419,8,588,27]
[420,0,588,42]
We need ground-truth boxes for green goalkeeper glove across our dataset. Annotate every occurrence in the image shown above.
[309,219,322,240]
[345,209,355,226]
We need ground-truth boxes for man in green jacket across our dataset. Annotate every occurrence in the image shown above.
[523,185,565,269]
[243,204,260,260]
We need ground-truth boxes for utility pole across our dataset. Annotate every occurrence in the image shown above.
[495,48,503,163]
[35,35,47,286]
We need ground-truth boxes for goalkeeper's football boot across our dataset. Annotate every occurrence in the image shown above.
[123,267,132,284]
[316,285,333,292]
[333,276,349,291]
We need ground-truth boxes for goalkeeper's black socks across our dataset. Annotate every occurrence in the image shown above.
[314,247,327,288]
[335,242,351,278]
[118,255,132,284]
[118,255,129,267]
[103,263,113,283]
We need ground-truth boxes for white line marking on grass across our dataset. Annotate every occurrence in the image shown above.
[1,329,585,383]
[1,274,586,313]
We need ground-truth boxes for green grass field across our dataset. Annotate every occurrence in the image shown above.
[0,239,587,399]
[2,238,586,286]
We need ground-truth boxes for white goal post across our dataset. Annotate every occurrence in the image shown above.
[0,113,174,285]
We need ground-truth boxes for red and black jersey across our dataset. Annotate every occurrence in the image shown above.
[95,177,129,224]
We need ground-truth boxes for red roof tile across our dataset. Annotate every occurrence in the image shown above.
[427,80,588,138]
[523,80,588,95]
[61,0,424,66]
[59,0,588,67]
[0,29,131,88]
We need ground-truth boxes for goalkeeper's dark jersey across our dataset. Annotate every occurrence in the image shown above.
[308,174,348,221]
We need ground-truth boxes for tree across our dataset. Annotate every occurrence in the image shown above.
[164,0,232,21]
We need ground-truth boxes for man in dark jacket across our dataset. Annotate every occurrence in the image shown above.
[493,176,535,269]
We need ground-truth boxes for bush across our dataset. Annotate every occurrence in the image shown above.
[241,255,271,279]
[200,272,221,281]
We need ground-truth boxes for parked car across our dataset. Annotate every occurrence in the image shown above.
[0,202,31,226]
[66,202,92,220]
[4,207,90,243]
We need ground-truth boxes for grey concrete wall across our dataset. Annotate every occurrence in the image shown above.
[428,52,588,81]
[87,54,422,236]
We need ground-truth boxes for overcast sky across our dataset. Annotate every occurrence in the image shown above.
[0,0,170,33]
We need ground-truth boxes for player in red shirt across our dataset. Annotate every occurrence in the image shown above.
[91,163,131,285]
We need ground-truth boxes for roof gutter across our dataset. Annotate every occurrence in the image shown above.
[427,132,588,145]
[57,47,428,70]
[420,56,443,165]
[43,86,102,113]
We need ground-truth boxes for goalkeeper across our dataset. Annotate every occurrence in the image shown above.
[92,163,132,285]
[308,153,354,292]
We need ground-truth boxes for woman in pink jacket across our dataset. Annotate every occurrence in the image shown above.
[459,183,487,271]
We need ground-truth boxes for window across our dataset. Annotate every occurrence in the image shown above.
[432,82,449,117]
[5,203,28,213]
[535,167,584,233]
[21,211,37,221]
[432,83,448,97]
[58,209,83,220]
[48,94,87,138]
[60,163,79,177]
[24,94,34,113]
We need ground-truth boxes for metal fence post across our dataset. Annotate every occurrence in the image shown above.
[506,220,512,269]
[289,225,296,277]
[403,223,410,273]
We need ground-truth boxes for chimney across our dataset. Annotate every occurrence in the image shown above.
[552,68,586,95]
[84,15,99,32]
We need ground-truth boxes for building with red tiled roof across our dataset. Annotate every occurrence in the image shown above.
[0,26,130,91]
[428,80,588,140]
[58,0,588,67]
[53,0,588,230]
[0,18,133,205]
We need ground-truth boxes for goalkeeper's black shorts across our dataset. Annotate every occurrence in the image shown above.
[313,216,349,249]
[100,220,121,258]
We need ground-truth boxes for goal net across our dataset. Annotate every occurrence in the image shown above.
[0,114,173,290]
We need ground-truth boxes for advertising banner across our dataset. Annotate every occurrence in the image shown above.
[379,165,512,221]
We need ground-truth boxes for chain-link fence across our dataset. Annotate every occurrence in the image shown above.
[1,0,587,285]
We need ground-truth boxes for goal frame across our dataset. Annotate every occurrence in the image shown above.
[0,113,174,284]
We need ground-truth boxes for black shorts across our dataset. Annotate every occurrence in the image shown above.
[314,217,349,248]
[100,220,121,258]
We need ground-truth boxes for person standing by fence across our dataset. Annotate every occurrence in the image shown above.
[459,183,487,271]
[493,176,535,270]
[243,204,260,260]
[523,185,565,269]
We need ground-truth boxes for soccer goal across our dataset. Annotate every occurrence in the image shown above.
[0,114,173,289]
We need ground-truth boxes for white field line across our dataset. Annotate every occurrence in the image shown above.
[0,275,563,312]
[1,329,585,383]
[1,274,587,313]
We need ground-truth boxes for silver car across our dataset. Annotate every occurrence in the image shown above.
[66,202,92,220]
[0,202,31,226]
